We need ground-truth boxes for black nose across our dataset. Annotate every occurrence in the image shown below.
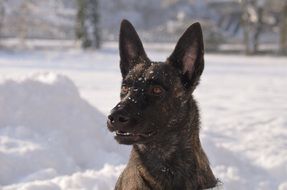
[108,113,130,126]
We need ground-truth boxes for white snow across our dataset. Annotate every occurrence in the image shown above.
[0,72,128,189]
[0,46,287,189]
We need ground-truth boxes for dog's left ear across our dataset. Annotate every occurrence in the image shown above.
[119,19,148,77]
[167,22,204,90]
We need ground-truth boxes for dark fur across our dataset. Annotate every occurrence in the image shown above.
[107,19,217,190]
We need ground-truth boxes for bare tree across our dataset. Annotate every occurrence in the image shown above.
[280,1,287,55]
[18,2,29,47]
[241,0,266,55]
[241,0,252,54]
[252,2,264,54]
[0,0,5,46]
[87,0,101,48]
[76,0,88,47]
[76,0,101,49]
[12,1,37,48]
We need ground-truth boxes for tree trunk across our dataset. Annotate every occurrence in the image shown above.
[87,0,101,49]
[0,0,5,47]
[241,0,252,55]
[241,0,266,55]
[252,6,263,54]
[76,0,90,48]
[280,2,287,55]
[18,2,29,48]
[76,0,101,49]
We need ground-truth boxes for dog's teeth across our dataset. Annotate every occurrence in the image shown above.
[115,131,133,136]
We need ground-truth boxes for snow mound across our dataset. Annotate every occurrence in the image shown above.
[0,73,127,187]
[1,70,286,190]
[3,164,125,190]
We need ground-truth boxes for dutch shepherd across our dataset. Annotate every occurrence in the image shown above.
[107,19,218,190]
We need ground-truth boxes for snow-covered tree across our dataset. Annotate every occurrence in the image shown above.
[241,0,266,54]
[15,1,33,47]
[240,0,287,55]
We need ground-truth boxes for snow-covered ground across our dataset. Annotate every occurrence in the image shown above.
[0,46,287,190]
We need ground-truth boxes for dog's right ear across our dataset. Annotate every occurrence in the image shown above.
[167,22,204,91]
[119,19,148,77]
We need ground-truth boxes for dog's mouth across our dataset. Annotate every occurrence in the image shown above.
[113,130,157,144]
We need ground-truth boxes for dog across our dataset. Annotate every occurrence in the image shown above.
[107,19,218,190]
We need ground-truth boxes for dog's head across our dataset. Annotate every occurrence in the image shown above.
[107,19,204,145]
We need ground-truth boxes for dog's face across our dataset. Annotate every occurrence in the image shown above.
[107,20,204,145]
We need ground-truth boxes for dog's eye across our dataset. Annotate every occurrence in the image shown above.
[150,86,164,95]
[121,86,129,95]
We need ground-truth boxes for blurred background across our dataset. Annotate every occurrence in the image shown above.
[0,0,287,54]
[0,0,287,190]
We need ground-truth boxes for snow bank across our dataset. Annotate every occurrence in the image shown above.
[0,51,287,190]
[3,164,125,190]
[0,73,128,189]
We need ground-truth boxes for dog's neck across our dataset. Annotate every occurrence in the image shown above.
[130,98,217,189]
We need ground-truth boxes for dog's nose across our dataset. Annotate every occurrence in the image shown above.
[108,113,130,126]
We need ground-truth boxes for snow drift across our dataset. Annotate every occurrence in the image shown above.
[0,65,286,189]
[0,73,128,189]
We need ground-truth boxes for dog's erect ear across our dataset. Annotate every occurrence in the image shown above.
[119,19,148,77]
[167,22,204,90]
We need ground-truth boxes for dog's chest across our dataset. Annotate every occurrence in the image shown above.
[116,164,163,190]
